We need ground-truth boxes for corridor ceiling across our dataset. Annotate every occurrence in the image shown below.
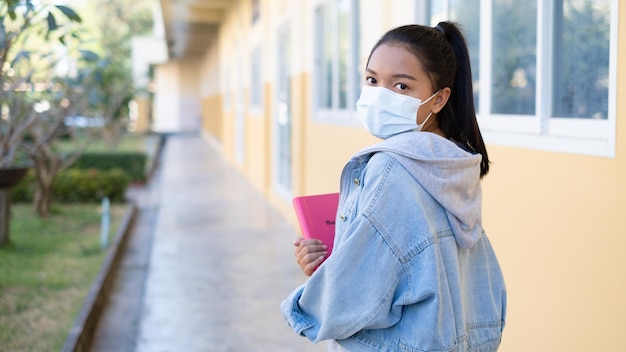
[159,0,232,59]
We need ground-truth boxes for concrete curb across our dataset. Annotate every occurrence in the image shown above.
[61,202,139,352]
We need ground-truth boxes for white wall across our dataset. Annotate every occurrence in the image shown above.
[153,59,202,133]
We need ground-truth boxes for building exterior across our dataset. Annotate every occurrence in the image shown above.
[148,1,624,350]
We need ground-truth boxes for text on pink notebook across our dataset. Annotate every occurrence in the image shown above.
[292,192,340,256]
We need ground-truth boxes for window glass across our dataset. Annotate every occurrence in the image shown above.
[223,68,230,111]
[552,0,610,119]
[314,0,359,114]
[250,47,262,108]
[491,0,537,115]
[315,5,333,108]
[448,0,480,112]
[252,0,260,23]
[423,0,616,157]
[337,0,349,108]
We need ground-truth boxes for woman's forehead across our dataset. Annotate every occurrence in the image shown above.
[367,43,427,78]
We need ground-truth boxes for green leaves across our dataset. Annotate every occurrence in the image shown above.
[46,12,57,31]
[45,5,83,43]
[79,49,99,62]
[10,50,30,66]
[44,5,84,33]
[54,5,82,23]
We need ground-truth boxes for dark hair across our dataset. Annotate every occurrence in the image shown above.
[366,22,490,178]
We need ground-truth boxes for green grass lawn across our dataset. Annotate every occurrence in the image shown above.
[0,203,127,351]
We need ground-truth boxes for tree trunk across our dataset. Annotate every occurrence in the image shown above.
[33,181,53,217]
[0,188,11,246]
[32,158,55,218]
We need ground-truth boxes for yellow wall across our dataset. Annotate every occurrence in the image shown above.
[483,145,626,351]
[243,83,272,195]
[201,95,223,141]
[132,95,151,134]
[194,0,626,350]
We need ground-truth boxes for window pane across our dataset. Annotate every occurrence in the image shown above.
[324,3,335,109]
[250,47,262,107]
[449,0,480,112]
[428,1,445,24]
[491,0,537,115]
[315,5,333,109]
[552,0,610,119]
[314,0,359,114]
[251,0,260,23]
[337,0,349,109]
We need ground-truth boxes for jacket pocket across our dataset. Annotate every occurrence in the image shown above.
[466,321,503,352]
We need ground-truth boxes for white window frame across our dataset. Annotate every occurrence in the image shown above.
[421,0,618,158]
[311,0,361,125]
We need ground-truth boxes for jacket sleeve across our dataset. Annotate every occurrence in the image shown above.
[281,213,405,342]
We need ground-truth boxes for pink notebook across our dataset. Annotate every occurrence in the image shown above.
[292,192,340,256]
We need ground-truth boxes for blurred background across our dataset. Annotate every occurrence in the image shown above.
[1,1,624,351]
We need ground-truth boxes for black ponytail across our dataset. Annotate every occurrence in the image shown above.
[367,22,490,178]
[435,22,489,177]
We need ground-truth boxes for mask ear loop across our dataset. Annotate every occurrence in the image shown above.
[420,88,442,106]
[415,89,443,131]
[415,112,433,131]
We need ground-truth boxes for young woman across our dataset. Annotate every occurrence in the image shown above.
[282,22,506,352]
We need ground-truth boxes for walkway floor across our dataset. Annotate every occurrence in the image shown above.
[90,135,327,352]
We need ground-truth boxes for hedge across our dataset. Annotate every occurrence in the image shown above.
[70,152,147,182]
[11,168,130,203]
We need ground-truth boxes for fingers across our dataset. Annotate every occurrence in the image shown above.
[293,238,328,276]
[294,240,327,261]
[303,254,325,276]
[293,238,324,247]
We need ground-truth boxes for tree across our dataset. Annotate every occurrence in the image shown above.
[25,68,100,216]
[0,0,85,242]
[0,0,83,167]
[74,0,153,146]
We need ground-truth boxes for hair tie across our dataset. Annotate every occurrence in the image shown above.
[434,24,445,36]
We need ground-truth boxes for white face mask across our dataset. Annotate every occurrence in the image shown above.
[356,86,439,139]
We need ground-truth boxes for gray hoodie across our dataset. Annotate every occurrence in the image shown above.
[354,131,483,249]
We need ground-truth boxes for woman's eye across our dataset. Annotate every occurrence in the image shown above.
[366,77,377,85]
[394,83,408,90]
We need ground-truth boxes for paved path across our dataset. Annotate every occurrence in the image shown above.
[91,135,327,352]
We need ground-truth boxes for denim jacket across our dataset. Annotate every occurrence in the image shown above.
[282,132,507,352]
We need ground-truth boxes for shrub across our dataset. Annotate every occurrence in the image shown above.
[71,152,147,182]
[12,168,130,203]
[53,168,130,203]
[10,170,35,203]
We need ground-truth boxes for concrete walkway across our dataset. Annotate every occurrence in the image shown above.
[91,135,327,352]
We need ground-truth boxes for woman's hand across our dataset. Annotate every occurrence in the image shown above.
[293,238,328,276]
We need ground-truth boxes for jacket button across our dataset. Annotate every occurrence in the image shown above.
[353,178,360,186]
[340,214,347,221]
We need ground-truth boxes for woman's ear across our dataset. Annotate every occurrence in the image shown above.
[430,87,451,114]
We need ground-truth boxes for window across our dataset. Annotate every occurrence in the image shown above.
[426,0,617,157]
[313,0,360,123]
[223,67,231,112]
[250,46,263,110]
[252,0,260,24]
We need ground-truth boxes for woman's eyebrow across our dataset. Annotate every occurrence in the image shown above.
[391,73,417,81]
[365,68,416,81]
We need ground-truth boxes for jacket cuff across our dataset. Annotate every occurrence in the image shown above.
[281,285,314,336]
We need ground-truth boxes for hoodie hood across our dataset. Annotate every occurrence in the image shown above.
[354,132,483,248]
